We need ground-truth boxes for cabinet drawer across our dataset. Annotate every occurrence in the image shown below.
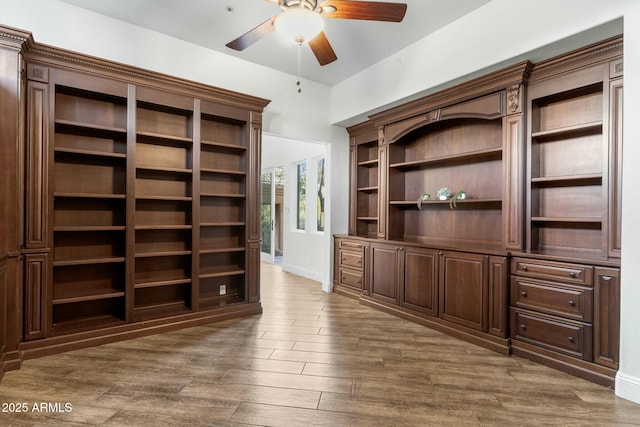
[339,249,363,269]
[511,258,593,285]
[511,308,592,360]
[510,277,593,322]
[338,267,363,290]
[339,239,364,251]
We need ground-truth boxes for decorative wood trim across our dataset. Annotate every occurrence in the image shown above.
[594,267,620,369]
[504,114,525,250]
[377,145,387,238]
[383,91,505,144]
[191,99,202,311]
[26,63,48,83]
[506,84,521,114]
[370,61,531,127]
[610,59,623,79]
[609,79,623,257]
[247,241,261,303]
[125,84,136,322]
[248,116,262,241]
[348,144,357,235]
[25,81,48,249]
[488,256,508,337]
[22,42,270,113]
[0,26,33,50]
[0,259,7,379]
[530,36,622,83]
[24,254,47,341]
[346,120,378,146]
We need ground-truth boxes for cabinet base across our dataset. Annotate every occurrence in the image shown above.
[359,296,510,356]
[333,283,363,299]
[16,303,262,362]
[512,339,616,388]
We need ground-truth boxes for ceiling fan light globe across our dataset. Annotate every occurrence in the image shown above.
[274,8,324,44]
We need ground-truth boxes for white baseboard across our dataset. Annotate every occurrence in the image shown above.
[616,371,640,404]
[281,263,324,284]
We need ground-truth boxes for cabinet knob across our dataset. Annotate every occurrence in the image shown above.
[521,265,528,272]
[568,300,575,307]
[520,324,527,330]
[568,336,575,343]
[521,291,528,297]
[569,272,576,278]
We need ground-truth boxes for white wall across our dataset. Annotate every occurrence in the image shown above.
[617,1,640,404]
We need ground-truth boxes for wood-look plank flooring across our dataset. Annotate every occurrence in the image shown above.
[1,262,639,426]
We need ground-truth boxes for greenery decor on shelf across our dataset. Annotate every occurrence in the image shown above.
[449,190,467,209]
[417,193,431,210]
[437,187,451,200]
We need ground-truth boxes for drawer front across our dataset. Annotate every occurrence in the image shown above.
[510,277,593,322]
[339,249,363,270]
[338,267,363,290]
[339,239,364,251]
[511,258,593,285]
[511,308,592,360]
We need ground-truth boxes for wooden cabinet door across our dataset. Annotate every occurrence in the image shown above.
[594,267,620,369]
[369,243,399,304]
[402,247,438,316]
[439,251,489,331]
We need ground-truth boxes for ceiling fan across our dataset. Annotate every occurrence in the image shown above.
[226,0,408,66]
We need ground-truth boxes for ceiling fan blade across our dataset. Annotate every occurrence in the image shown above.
[309,31,337,66]
[226,16,277,51]
[319,1,407,22]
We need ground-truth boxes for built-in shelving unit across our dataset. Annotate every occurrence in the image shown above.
[133,97,195,321]
[386,117,504,249]
[337,44,624,388]
[51,82,128,335]
[13,40,267,355]
[528,83,607,259]
[198,109,247,310]
[347,121,380,238]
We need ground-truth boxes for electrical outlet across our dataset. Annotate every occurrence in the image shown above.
[220,284,227,295]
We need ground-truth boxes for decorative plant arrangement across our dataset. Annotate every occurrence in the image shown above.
[416,187,467,209]
[437,187,451,200]
[417,192,431,210]
[449,189,467,209]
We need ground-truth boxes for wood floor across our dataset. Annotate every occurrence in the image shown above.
[1,263,639,426]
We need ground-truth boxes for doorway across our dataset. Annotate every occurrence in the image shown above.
[261,167,284,264]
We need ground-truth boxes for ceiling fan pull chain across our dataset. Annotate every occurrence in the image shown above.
[296,41,302,93]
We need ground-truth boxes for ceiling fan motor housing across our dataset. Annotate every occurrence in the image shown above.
[279,0,318,11]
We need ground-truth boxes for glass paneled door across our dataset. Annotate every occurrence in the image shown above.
[261,167,284,263]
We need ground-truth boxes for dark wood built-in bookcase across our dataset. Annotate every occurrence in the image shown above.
[51,77,129,335]
[335,37,623,388]
[0,25,269,368]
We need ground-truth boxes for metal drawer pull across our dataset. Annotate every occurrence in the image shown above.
[521,265,528,272]
[568,300,575,306]
[521,291,528,297]
[520,324,527,330]
[569,272,576,278]
[568,336,575,343]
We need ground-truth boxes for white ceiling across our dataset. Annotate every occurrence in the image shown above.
[59,0,492,86]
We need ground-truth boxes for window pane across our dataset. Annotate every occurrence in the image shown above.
[317,158,325,232]
[297,162,306,230]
